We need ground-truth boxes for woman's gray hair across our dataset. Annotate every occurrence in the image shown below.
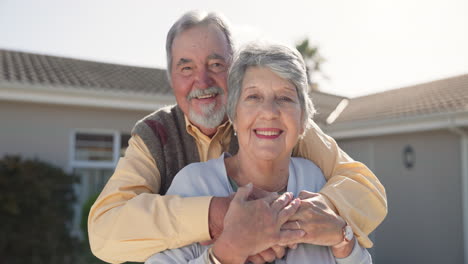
[165,10,234,80]
[227,42,316,131]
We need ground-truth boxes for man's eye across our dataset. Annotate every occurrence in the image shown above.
[210,62,226,72]
[180,66,193,76]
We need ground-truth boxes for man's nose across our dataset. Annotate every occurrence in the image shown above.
[194,69,214,89]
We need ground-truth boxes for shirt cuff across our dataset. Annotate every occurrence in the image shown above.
[318,191,338,213]
[335,240,372,264]
[176,196,213,245]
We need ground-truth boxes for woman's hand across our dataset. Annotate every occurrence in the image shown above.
[211,184,305,264]
[282,191,346,247]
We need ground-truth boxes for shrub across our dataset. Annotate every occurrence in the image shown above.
[0,155,80,263]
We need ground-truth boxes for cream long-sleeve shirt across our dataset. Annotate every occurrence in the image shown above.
[88,118,387,263]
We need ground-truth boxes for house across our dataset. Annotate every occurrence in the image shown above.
[324,74,468,264]
[0,48,347,236]
[0,49,175,234]
[3,48,467,263]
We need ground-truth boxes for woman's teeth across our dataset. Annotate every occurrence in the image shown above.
[256,130,280,136]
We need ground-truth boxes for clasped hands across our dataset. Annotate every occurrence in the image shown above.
[208,185,348,264]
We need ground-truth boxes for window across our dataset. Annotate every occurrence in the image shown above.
[75,133,114,162]
[71,130,130,194]
[70,130,131,237]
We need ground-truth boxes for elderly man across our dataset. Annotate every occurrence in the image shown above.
[88,11,387,264]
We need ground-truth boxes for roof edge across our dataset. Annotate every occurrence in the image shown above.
[0,81,175,111]
[325,111,468,139]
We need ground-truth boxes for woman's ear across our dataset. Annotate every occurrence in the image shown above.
[299,114,305,136]
[299,117,307,139]
[230,119,237,135]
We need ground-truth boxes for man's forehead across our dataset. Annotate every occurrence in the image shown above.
[175,53,227,66]
[172,25,228,54]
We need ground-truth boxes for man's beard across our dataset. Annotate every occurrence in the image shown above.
[187,86,226,129]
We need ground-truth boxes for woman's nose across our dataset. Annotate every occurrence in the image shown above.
[259,100,280,119]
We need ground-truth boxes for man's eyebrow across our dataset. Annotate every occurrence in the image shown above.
[207,53,226,61]
[176,58,192,67]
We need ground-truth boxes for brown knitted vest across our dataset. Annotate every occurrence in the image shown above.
[132,105,238,194]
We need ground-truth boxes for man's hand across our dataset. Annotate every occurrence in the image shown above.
[246,246,287,264]
[208,195,233,242]
[208,187,301,263]
[211,184,304,264]
[208,186,279,241]
[282,191,346,246]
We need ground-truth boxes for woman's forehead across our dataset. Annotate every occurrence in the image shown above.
[242,67,296,91]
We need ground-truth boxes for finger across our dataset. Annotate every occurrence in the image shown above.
[298,190,318,200]
[250,186,276,200]
[277,229,305,246]
[281,220,303,230]
[277,198,301,224]
[233,183,253,202]
[270,192,292,212]
[288,243,298,250]
[247,254,266,264]
[285,200,308,222]
[258,248,276,262]
[271,245,287,259]
[259,192,280,205]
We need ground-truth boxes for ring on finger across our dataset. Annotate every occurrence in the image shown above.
[295,220,301,229]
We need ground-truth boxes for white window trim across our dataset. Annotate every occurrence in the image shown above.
[462,136,468,264]
[447,125,468,264]
[69,129,121,169]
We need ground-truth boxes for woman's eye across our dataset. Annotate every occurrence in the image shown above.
[278,96,293,102]
[246,94,260,100]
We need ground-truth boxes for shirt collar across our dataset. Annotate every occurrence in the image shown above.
[184,115,232,142]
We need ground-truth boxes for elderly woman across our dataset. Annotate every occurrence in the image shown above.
[145,43,371,264]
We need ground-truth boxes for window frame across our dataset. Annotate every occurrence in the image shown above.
[69,129,122,169]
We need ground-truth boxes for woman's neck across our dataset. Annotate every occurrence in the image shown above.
[226,152,290,193]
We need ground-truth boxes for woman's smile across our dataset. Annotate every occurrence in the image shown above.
[254,128,283,139]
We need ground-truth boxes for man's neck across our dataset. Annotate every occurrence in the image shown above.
[198,126,218,138]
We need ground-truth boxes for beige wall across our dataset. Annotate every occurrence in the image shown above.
[0,100,154,170]
[339,130,464,264]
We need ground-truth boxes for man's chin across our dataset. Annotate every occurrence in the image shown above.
[188,109,227,130]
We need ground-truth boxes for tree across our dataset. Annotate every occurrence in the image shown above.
[295,38,327,90]
[0,155,80,263]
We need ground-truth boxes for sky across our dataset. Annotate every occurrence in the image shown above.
[0,0,467,98]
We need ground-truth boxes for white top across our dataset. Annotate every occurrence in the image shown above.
[146,153,372,264]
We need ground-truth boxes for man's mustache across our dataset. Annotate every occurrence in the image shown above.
[187,86,224,100]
